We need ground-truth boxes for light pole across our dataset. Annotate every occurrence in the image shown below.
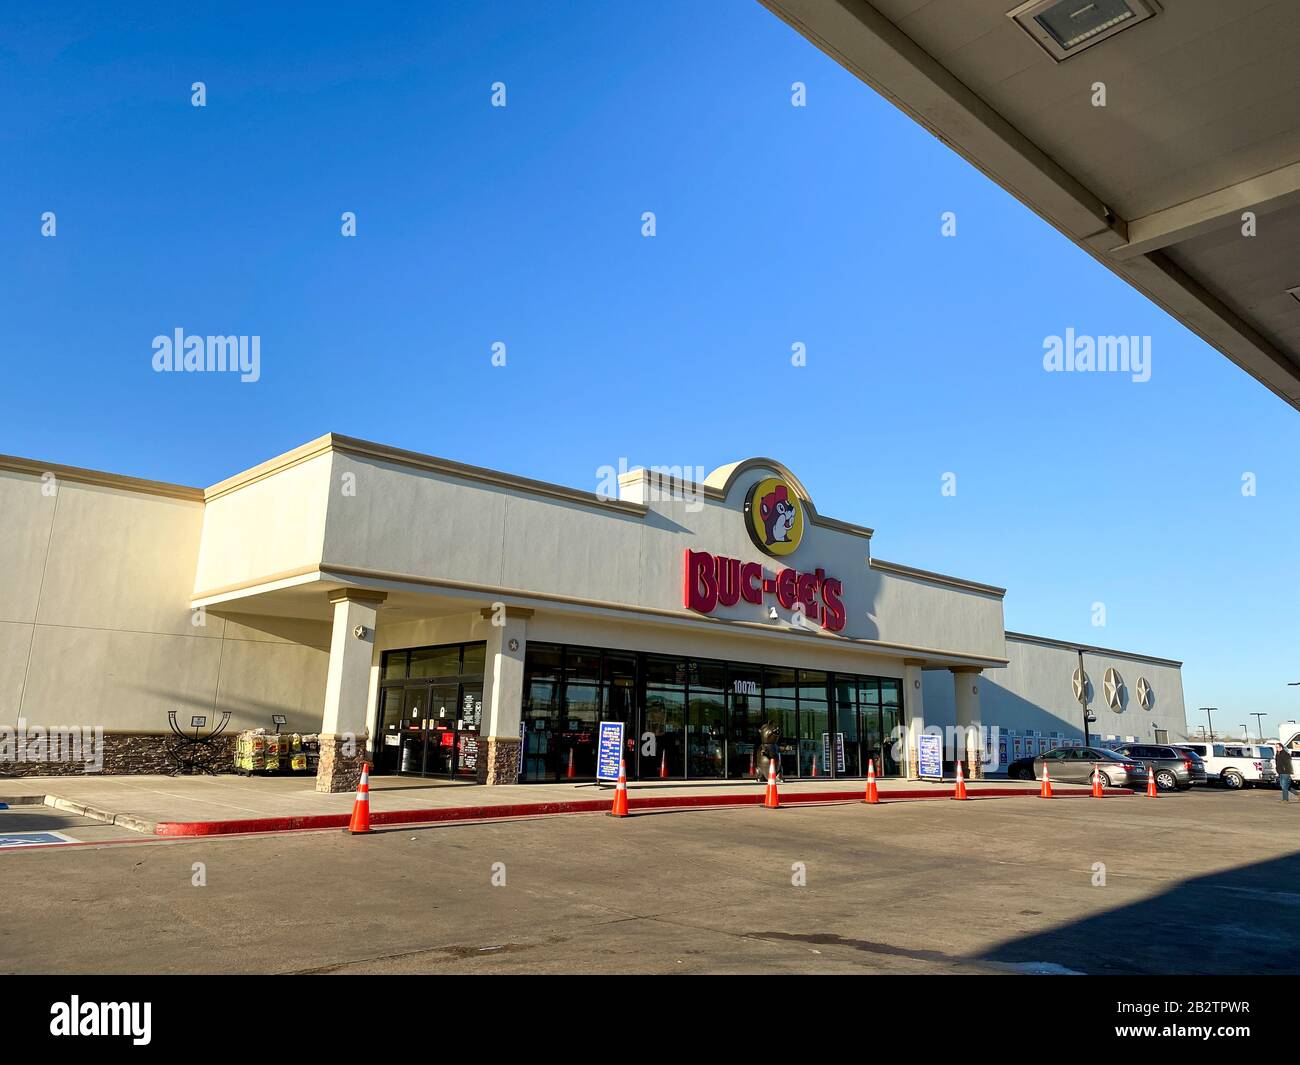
[1252,713,1267,742]
[1075,651,1095,745]
[1240,724,1248,742]
[1198,707,1218,741]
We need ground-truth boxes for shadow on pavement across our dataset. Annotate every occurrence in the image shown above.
[975,851,1300,974]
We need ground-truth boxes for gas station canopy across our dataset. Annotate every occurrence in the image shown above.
[760,0,1300,410]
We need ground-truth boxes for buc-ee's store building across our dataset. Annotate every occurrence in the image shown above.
[1,434,1188,790]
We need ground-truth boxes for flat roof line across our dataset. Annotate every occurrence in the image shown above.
[1004,630,1182,668]
[0,453,204,502]
[869,557,1006,598]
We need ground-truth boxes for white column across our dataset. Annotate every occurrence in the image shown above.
[478,605,532,784]
[903,659,925,780]
[953,667,983,779]
[316,589,385,792]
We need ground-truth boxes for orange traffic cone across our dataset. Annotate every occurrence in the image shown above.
[1040,764,1054,799]
[810,755,819,778]
[1146,763,1158,797]
[748,751,755,777]
[764,755,781,809]
[953,758,968,800]
[659,751,668,779]
[566,748,575,779]
[864,758,880,804]
[344,763,372,835]
[1092,765,1105,798]
[609,758,629,817]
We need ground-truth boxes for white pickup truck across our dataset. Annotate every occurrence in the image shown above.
[1175,741,1276,789]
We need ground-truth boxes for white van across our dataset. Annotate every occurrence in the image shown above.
[1176,742,1276,789]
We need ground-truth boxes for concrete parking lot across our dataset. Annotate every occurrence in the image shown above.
[1,788,1297,974]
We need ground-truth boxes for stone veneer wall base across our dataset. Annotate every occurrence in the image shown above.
[0,733,236,777]
[315,733,370,793]
[476,736,521,785]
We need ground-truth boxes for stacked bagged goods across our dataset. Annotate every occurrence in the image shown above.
[234,731,266,772]
[264,733,283,772]
[233,729,322,775]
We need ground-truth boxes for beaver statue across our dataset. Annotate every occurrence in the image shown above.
[755,723,783,782]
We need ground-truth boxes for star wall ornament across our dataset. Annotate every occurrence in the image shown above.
[1071,667,1090,702]
[1104,668,1125,711]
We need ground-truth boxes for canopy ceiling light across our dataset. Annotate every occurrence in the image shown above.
[1008,0,1161,62]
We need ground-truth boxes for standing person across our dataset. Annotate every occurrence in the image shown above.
[1275,744,1295,802]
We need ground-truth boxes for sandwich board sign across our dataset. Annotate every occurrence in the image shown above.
[596,721,625,783]
[917,732,943,781]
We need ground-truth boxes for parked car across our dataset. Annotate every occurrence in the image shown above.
[1006,755,1036,781]
[1029,746,1148,788]
[1175,742,1276,790]
[1109,743,1206,791]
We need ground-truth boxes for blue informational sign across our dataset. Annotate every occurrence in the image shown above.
[917,732,944,780]
[596,721,625,782]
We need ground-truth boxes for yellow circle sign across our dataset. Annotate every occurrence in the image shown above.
[744,477,804,557]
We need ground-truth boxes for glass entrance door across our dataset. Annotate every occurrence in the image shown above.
[423,682,459,776]
[378,685,427,775]
[377,680,466,778]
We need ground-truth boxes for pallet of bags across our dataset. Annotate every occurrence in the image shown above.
[234,731,267,773]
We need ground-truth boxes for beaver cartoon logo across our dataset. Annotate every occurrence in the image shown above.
[744,477,804,557]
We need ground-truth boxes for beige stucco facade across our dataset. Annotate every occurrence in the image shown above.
[1,434,1187,784]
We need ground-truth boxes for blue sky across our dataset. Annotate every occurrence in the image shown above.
[2,0,1297,737]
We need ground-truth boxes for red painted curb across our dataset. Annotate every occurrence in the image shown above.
[150,784,1135,837]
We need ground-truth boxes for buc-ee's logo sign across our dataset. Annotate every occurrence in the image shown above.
[683,477,846,631]
[745,477,803,556]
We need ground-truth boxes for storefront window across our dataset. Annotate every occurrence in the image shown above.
[690,659,727,692]
[879,705,902,777]
[798,670,828,776]
[517,643,905,782]
[383,651,409,680]
[764,666,797,702]
[688,692,726,778]
[644,655,685,688]
[409,645,461,679]
[566,648,602,684]
[764,696,798,778]
[645,687,686,777]
[832,678,860,776]
[462,643,486,680]
[526,644,562,683]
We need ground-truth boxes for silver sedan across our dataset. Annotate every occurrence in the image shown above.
[1033,746,1149,788]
